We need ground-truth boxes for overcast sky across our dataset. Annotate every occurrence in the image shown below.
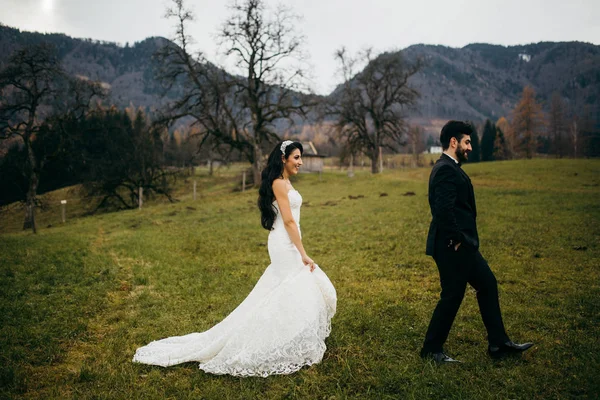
[2,0,599,95]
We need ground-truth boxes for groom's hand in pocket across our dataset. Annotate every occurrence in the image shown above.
[447,239,462,252]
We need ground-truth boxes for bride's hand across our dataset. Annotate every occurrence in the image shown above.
[302,254,316,272]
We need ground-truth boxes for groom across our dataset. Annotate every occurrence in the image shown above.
[421,120,533,363]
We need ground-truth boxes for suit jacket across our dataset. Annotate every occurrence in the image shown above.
[426,154,479,256]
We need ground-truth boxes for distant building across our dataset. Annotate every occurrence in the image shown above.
[300,141,326,173]
[519,53,532,62]
[426,146,443,154]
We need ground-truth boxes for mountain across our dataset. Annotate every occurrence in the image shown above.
[401,42,600,133]
[1,24,599,136]
[0,24,174,109]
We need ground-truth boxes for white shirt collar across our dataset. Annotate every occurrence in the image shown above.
[443,152,459,164]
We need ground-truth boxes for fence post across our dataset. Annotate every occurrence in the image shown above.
[242,171,246,192]
[193,180,197,200]
[138,187,143,209]
[61,200,67,223]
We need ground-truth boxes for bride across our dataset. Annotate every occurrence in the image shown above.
[132,140,337,377]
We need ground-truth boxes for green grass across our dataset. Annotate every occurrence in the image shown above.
[1,159,599,399]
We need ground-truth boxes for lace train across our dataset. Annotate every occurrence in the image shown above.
[132,189,336,376]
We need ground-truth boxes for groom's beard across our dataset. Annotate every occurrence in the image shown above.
[456,146,469,163]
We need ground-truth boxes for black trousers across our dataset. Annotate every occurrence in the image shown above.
[421,242,510,354]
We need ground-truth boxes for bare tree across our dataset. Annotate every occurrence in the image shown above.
[570,119,580,157]
[0,43,101,232]
[328,48,421,173]
[219,0,312,184]
[157,0,311,185]
[548,92,568,158]
[407,125,425,167]
[568,105,597,158]
[155,0,248,167]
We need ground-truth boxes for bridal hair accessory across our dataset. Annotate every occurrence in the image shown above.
[280,140,294,154]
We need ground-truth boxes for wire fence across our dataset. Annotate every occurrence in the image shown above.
[0,165,253,234]
[1,158,434,234]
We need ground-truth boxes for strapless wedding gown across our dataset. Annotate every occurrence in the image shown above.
[132,189,337,377]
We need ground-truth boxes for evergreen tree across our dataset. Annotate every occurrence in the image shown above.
[481,119,497,161]
[0,143,28,206]
[163,132,179,166]
[426,135,436,147]
[466,121,480,163]
[76,108,172,210]
[0,43,101,231]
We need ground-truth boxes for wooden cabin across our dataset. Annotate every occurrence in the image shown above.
[300,141,326,173]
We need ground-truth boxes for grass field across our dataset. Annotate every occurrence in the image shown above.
[1,159,599,399]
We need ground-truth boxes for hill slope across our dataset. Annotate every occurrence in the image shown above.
[403,42,600,122]
[1,25,599,131]
[0,25,174,109]
[0,160,599,398]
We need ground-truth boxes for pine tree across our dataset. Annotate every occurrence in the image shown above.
[481,119,497,161]
[466,121,480,163]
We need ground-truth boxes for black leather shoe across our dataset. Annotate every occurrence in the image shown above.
[421,352,461,363]
[488,341,534,359]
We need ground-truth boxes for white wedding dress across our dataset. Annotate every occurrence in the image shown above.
[132,189,337,377]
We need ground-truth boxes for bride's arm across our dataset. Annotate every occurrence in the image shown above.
[272,179,315,271]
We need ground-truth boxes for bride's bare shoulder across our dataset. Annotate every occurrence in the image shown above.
[272,178,286,187]
[272,178,287,192]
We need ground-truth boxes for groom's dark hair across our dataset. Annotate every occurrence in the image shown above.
[440,120,475,150]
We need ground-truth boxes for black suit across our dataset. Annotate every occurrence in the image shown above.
[426,154,479,255]
[422,154,509,355]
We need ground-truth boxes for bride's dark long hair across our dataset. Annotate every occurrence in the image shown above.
[258,141,304,230]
